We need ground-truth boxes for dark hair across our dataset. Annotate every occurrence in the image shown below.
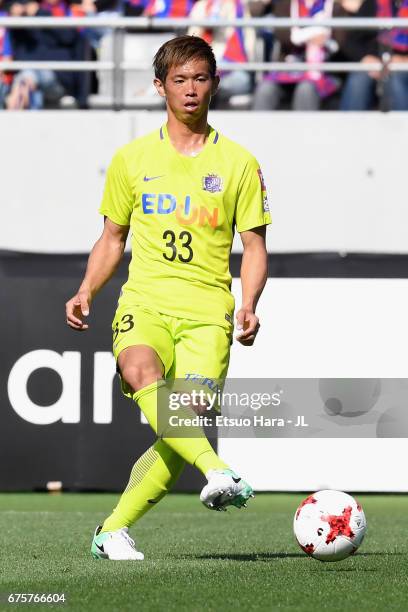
[153,35,217,83]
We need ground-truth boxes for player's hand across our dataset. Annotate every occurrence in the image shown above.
[66,290,91,331]
[235,308,260,346]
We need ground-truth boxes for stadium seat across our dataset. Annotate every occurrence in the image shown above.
[89,32,175,109]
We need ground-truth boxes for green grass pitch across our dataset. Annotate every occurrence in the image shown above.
[1,493,407,611]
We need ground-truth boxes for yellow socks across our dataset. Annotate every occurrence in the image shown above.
[101,380,227,533]
[101,439,184,532]
[133,381,227,474]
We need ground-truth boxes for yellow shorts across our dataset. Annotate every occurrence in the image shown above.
[112,304,232,398]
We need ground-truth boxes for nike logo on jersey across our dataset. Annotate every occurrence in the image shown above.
[143,175,164,182]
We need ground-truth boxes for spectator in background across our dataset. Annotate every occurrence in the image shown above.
[0,0,13,108]
[121,0,145,17]
[188,0,256,108]
[249,0,273,16]
[339,0,408,110]
[6,0,89,109]
[249,0,275,61]
[75,0,119,49]
[121,0,192,18]
[144,0,193,16]
[383,0,408,110]
[252,0,340,110]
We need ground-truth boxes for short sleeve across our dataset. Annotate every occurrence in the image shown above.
[99,151,133,225]
[235,156,271,233]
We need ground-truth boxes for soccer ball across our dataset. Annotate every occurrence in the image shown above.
[293,490,367,562]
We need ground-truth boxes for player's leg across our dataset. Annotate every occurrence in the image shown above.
[92,308,184,559]
[99,344,184,530]
[115,313,228,474]
[104,438,185,528]
[94,306,226,559]
[124,360,228,474]
[172,320,254,511]
[92,437,184,560]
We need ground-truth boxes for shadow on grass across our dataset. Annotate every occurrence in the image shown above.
[187,551,402,562]
[350,552,405,556]
[311,567,379,572]
[186,552,308,561]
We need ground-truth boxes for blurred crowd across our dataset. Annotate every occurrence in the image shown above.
[0,0,407,110]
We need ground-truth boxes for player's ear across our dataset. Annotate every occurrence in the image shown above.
[154,78,166,98]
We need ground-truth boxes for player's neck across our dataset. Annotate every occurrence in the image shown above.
[166,115,210,157]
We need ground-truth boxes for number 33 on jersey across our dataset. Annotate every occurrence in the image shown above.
[99,125,271,330]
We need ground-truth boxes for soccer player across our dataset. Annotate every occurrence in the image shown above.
[66,35,271,561]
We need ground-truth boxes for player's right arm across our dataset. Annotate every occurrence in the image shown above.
[65,218,129,331]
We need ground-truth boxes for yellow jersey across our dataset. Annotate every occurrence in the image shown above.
[99,124,271,329]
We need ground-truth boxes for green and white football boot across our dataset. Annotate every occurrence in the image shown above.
[91,526,144,560]
[200,469,254,511]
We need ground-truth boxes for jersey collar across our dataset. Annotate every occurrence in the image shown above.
[159,124,219,156]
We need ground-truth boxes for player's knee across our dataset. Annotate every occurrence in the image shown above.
[120,362,162,392]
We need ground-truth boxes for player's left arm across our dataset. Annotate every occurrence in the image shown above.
[236,225,268,346]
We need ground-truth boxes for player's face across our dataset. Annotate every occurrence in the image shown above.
[154,58,219,122]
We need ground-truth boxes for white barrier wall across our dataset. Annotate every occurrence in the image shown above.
[1,111,407,253]
[0,112,132,253]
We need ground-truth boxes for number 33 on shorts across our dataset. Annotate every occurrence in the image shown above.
[112,313,135,342]
[111,306,172,370]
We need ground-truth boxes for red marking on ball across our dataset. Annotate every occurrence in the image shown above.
[300,543,315,555]
[356,502,362,511]
[321,506,355,544]
[296,495,317,519]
